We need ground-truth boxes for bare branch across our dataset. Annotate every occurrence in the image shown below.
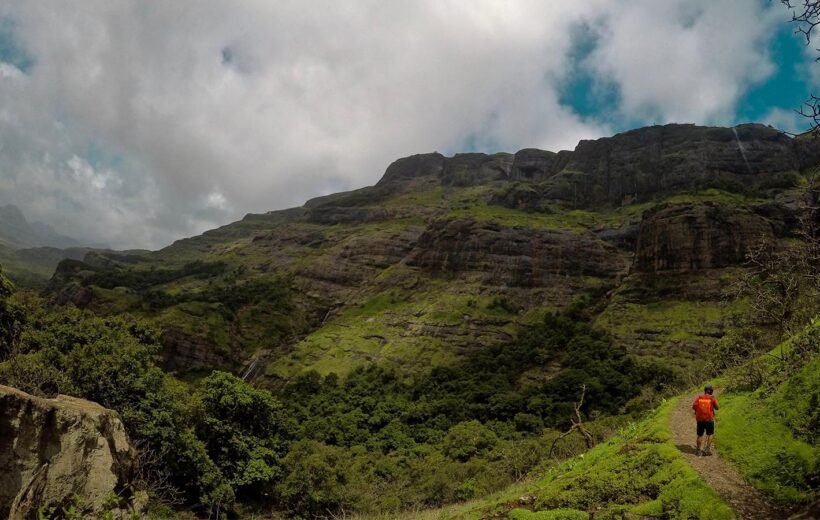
[549,384,595,458]
[782,2,820,132]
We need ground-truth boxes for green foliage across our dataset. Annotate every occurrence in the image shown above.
[275,440,359,517]
[438,400,732,520]
[442,421,499,462]
[519,401,732,520]
[85,260,228,291]
[198,372,286,498]
[0,303,233,512]
[719,323,820,505]
[0,268,24,360]
[510,508,589,520]
[718,389,818,504]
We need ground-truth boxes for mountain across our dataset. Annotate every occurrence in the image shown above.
[28,122,820,517]
[48,123,819,379]
[0,204,136,287]
[0,204,81,249]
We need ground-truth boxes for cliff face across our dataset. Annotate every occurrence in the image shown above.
[632,203,776,273]
[0,385,139,519]
[46,123,820,378]
[407,218,626,285]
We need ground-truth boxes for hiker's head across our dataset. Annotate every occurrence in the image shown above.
[704,384,714,395]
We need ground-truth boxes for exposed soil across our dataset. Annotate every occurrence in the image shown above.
[670,393,792,519]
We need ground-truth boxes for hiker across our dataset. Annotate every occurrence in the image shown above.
[692,384,719,456]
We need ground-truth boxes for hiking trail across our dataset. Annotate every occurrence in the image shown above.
[669,393,790,519]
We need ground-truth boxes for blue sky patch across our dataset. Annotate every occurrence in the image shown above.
[84,142,125,171]
[0,18,33,73]
[557,23,631,132]
[737,25,812,126]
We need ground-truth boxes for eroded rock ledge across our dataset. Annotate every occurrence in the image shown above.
[0,385,139,519]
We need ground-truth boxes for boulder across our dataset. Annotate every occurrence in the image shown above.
[0,385,139,519]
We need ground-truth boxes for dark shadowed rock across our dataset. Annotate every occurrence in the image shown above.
[406,218,626,286]
[306,206,394,224]
[633,202,775,272]
[552,124,800,207]
[376,153,446,186]
[509,148,560,180]
[161,329,240,373]
[441,153,513,186]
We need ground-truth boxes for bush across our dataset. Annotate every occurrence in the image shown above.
[276,440,359,516]
[442,421,499,462]
[198,372,286,498]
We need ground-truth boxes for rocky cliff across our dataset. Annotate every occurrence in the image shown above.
[632,202,776,272]
[45,123,820,379]
[0,385,140,519]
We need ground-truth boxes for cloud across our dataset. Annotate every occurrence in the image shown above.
[0,1,787,249]
[583,0,782,124]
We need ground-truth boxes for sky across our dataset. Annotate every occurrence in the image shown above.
[0,0,816,249]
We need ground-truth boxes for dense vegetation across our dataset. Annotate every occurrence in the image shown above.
[5,251,817,518]
[717,322,820,506]
[0,269,679,518]
[1,134,817,517]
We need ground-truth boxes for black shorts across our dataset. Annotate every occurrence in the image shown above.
[697,421,715,436]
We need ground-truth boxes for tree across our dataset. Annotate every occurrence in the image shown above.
[732,182,820,335]
[0,268,24,361]
[783,1,820,131]
[197,371,286,499]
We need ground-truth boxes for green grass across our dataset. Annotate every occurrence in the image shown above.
[595,297,744,369]
[717,339,819,506]
[155,302,233,351]
[265,284,526,379]
[510,508,588,520]
[381,399,733,520]
[446,188,760,234]
[517,399,733,520]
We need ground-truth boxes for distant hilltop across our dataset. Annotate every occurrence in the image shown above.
[0,204,83,250]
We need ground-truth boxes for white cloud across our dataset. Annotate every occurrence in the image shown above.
[0,0,784,249]
[585,0,781,124]
[759,106,811,135]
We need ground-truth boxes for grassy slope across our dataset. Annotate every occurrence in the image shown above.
[266,284,527,379]
[52,186,763,380]
[716,327,819,506]
[360,399,732,520]
[0,243,55,287]
[407,326,819,520]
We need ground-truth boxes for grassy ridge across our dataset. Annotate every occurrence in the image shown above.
[378,399,731,520]
[716,325,819,506]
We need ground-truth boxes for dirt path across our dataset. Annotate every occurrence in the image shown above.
[669,394,790,519]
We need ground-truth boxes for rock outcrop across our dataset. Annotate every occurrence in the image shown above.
[442,152,513,186]
[632,202,774,272]
[0,385,138,519]
[376,152,446,186]
[406,218,626,286]
[161,329,240,373]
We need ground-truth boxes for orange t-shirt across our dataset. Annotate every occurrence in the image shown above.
[692,394,718,421]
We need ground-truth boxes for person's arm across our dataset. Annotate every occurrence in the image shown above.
[712,396,719,411]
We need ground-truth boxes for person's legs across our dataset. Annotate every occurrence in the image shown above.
[696,421,706,455]
[703,421,715,454]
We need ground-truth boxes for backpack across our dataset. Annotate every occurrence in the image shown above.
[694,396,713,421]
